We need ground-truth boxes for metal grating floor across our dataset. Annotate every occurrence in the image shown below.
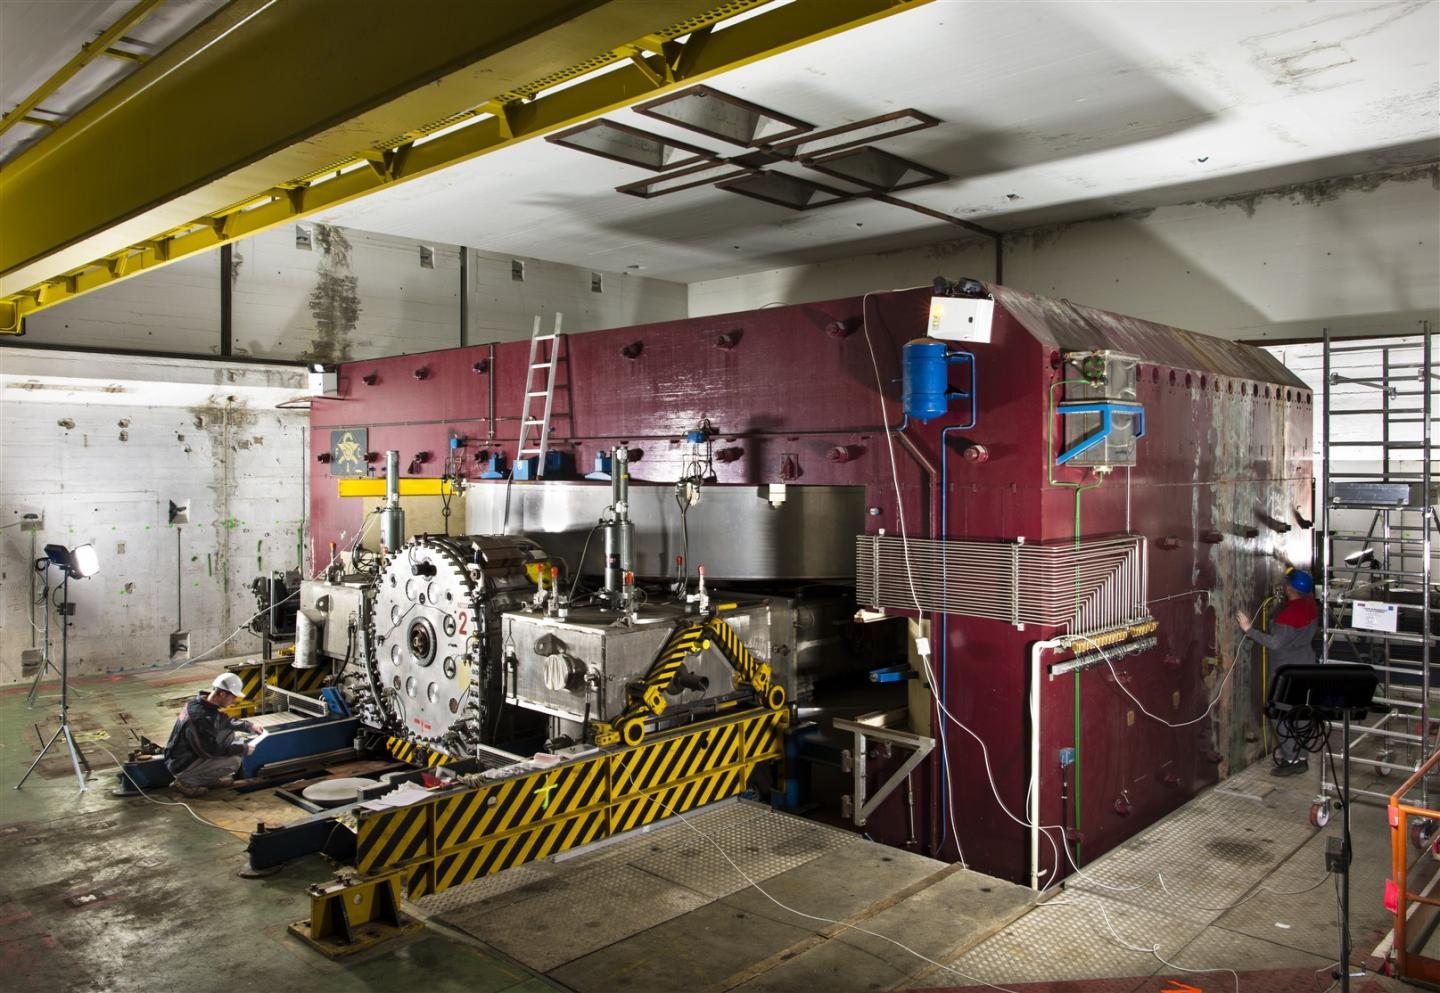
[418,800,865,973]
[950,889,1205,985]
[407,762,1418,991]
[1065,791,1317,924]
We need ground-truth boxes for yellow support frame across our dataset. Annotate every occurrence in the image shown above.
[336,477,457,498]
[337,708,786,903]
[0,0,934,333]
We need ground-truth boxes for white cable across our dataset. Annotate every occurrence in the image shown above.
[613,756,1022,993]
[96,745,248,838]
[1096,901,1240,993]
[859,292,966,869]
[171,509,379,671]
[1071,604,1257,731]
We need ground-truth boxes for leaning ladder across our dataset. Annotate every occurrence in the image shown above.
[516,314,563,477]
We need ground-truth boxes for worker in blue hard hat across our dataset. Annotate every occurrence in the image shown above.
[1236,568,1319,775]
[163,672,262,798]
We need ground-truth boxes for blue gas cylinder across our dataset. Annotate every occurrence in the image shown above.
[903,338,952,422]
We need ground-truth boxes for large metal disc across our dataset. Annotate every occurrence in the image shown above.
[372,538,479,745]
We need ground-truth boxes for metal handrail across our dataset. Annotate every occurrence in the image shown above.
[1387,746,1440,983]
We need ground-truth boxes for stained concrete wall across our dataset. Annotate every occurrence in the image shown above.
[0,352,309,684]
[22,224,689,361]
[688,164,1440,341]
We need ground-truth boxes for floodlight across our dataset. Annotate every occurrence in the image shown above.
[44,543,99,579]
[19,543,97,792]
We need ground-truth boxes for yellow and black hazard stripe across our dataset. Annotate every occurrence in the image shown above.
[227,661,332,701]
[432,759,608,854]
[288,666,330,693]
[355,801,433,874]
[610,617,784,747]
[704,617,767,688]
[409,805,608,898]
[385,737,454,768]
[345,707,787,891]
[611,719,743,798]
[742,709,788,761]
[635,623,706,714]
[609,764,745,836]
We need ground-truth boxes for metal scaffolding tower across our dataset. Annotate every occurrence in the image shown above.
[1320,328,1437,805]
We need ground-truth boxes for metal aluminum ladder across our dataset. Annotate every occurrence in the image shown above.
[1320,326,1437,806]
[516,314,563,477]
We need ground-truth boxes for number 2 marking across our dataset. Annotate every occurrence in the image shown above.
[458,610,468,635]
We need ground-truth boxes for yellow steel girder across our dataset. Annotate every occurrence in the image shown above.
[335,477,457,498]
[0,0,935,333]
[0,0,167,144]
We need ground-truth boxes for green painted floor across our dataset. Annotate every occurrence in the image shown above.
[0,662,561,993]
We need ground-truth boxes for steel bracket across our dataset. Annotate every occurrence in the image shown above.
[288,873,420,957]
[1055,401,1146,465]
[834,708,934,828]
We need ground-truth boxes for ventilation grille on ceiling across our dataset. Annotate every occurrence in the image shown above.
[544,84,952,220]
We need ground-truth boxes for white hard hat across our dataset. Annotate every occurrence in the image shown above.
[212,672,247,699]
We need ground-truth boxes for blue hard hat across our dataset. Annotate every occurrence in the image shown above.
[1287,569,1314,594]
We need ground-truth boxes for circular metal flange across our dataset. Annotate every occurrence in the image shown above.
[372,537,479,746]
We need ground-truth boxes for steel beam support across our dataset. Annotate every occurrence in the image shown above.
[0,0,168,143]
[0,0,934,333]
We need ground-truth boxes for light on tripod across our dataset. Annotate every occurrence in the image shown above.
[44,543,100,579]
[1344,547,1377,567]
[19,543,98,793]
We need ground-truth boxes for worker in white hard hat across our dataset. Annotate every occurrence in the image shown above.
[163,672,262,798]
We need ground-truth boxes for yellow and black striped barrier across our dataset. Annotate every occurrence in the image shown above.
[340,706,787,902]
[595,616,785,747]
[224,660,331,717]
[384,736,455,768]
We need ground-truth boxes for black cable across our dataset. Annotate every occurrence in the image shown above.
[566,522,603,602]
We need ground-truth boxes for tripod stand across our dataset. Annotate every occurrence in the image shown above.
[1269,662,1378,993]
[24,559,80,708]
[16,568,89,793]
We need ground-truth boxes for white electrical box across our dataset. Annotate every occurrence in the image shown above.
[926,296,994,344]
[308,366,339,396]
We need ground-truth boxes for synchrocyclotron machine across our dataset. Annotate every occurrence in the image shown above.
[272,277,1310,952]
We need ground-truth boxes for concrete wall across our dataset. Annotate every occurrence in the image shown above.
[689,164,1440,341]
[23,224,689,361]
[0,352,309,684]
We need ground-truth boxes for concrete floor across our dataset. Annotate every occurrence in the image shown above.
[1,663,560,993]
[0,662,1427,992]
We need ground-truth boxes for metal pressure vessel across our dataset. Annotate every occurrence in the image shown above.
[902,338,954,422]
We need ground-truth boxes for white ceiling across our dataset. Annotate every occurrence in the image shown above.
[316,0,1440,283]
[0,0,226,162]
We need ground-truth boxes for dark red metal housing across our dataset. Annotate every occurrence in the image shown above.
[309,282,1312,884]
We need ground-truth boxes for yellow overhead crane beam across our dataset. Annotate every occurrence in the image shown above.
[0,0,167,143]
[0,0,934,334]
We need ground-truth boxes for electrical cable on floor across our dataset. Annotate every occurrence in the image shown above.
[96,745,249,840]
[612,759,1024,993]
[1096,900,1241,993]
